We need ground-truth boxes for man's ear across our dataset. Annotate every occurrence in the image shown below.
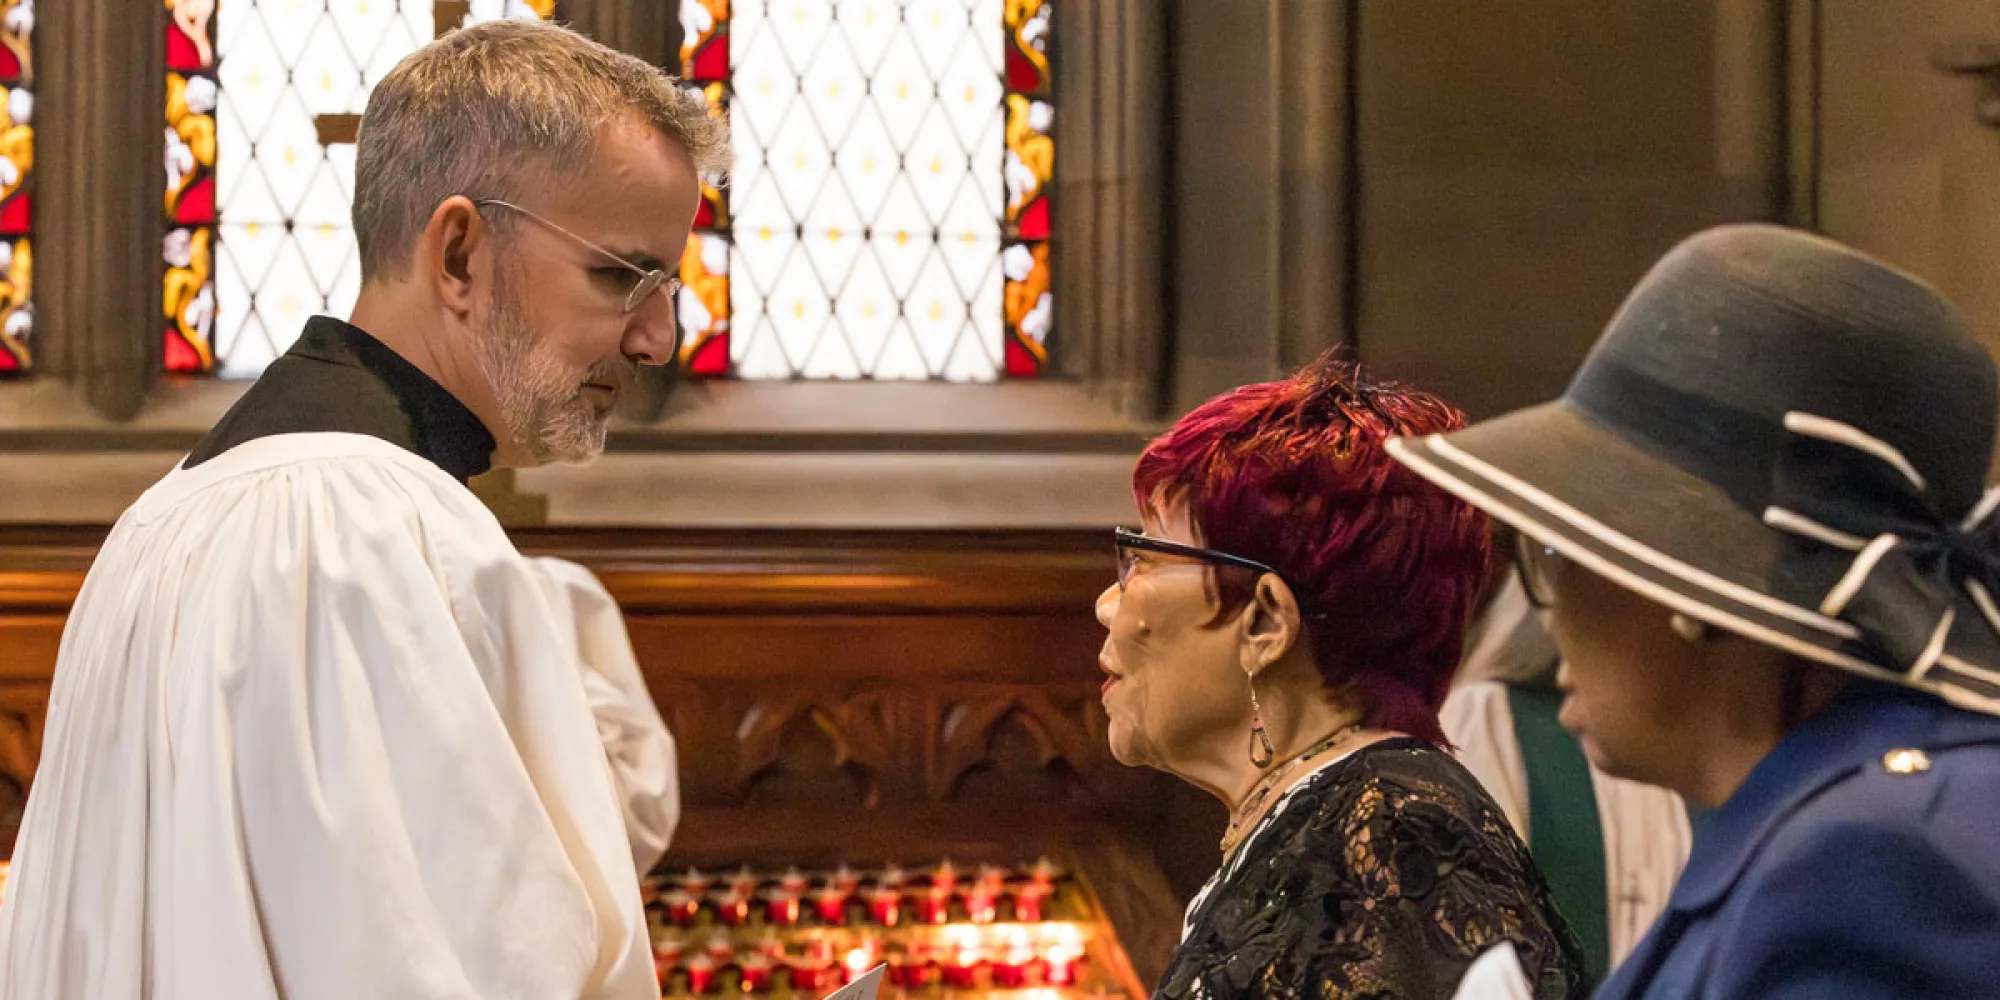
[424,195,486,319]
[1237,573,1304,678]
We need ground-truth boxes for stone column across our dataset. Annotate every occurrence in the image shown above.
[1053,0,1170,420]
[38,0,167,420]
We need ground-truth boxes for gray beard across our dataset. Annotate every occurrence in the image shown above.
[473,280,612,466]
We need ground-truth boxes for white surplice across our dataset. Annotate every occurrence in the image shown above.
[0,434,659,1000]
[527,556,680,877]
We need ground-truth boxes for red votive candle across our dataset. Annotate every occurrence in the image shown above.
[990,929,1032,988]
[991,955,1030,989]
[687,956,718,995]
[664,889,701,927]
[867,888,901,927]
[1043,948,1080,986]
[813,888,847,924]
[893,962,935,989]
[1011,886,1045,923]
[767,894,801,927]
[966,890,998,925]
[740,953,774,993]
[788,961,836,992]
[916,890,950,926]
[942,953,981,990]
[717,892,751,927]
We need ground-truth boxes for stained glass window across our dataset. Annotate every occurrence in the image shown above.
[164,0,218,373]
[0,0,32,374]
[165,0,554,376]
[677,0,1054,381]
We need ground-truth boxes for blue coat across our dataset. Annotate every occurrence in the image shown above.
[1596,685,2000,998]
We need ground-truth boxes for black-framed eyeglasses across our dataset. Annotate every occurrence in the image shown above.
[1112,527,1320,614]
[1514,533,1562,610]
[472,198,682,314]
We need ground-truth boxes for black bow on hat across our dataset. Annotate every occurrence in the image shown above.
[1765,414,2000,683]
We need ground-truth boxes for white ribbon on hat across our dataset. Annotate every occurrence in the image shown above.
[1761,411,2000,682]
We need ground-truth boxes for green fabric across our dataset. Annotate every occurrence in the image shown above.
[1508,682,1611,988]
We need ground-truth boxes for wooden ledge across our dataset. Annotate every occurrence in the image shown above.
[0,525,1116,615]
[0,377,1151,528]
[0,377,1159,453]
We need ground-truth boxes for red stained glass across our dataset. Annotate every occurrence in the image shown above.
[164,329,204,372]
[172,176,215,225]
[165,23,205,72]
[0,194,29,236]
[164,0,218,373]
[690,33,728,83]
[688,332,729,375]
[1004,337,1039,377]
[1016,198,1048,241]
[1005,44,1043,93]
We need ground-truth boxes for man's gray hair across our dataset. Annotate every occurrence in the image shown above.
[353,18,730,281]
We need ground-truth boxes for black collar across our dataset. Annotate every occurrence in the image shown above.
[184,317,497,483]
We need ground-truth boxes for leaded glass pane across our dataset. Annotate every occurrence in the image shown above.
[676,0,1055,380]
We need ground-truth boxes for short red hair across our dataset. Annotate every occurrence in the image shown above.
[1133,356,1490,746]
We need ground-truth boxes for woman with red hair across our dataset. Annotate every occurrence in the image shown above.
[1098,355,1582,998]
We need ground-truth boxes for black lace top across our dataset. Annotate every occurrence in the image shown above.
[1159,738,1585,999]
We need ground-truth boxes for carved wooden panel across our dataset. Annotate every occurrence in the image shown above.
[661,682,1129,815]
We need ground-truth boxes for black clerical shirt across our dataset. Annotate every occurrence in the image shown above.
[185,317,497,483]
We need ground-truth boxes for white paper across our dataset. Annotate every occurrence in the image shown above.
[822,965,886,1000]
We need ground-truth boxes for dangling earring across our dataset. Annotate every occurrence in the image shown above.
[1670,612,1710,644]
[1247,675,1276,768]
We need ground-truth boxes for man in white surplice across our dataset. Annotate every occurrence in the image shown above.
[0,19,727,999]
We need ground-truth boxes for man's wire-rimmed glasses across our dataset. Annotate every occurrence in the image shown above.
[473,198,680,314]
